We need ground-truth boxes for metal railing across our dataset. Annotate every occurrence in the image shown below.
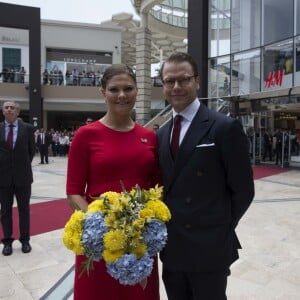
[0,73,165,88]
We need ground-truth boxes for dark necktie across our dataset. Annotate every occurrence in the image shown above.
[170,115,182,159]
[7,124,14,150]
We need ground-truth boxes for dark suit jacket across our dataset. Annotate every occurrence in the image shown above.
[0,120,35,187]
[157,103,254,272]
[36,132,52,147]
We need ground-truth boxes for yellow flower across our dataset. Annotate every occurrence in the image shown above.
[140,207,155,219]
[144,184,163,201]
[103,230,127,251]
[146,200,171,222]
[105,214,117,227]
[102,249,124,263]
[62,184,170,274]
[131,242,147,258]
[120,196,130,207]
[72,237,85,255]
[133,218,145,230]
[88,199,105,213]
[69,210,85,227]
[62,210,85,255]
[102,191,120,204]
[110,199,123,213]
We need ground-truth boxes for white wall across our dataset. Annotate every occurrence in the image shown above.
[41,20,122,72]
[0,27,29,72]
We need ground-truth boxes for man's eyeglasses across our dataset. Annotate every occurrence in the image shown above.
[4,106,16,110]
[162,75,196,89]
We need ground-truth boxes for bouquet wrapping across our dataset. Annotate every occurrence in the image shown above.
[63,184,171,285]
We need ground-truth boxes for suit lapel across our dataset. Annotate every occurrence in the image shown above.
[160,118,174,166]
[15,120,24,148]
[0,122,5,142]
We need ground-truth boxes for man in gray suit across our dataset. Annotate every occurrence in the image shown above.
[157,52,254,299]
[0,101,35,255]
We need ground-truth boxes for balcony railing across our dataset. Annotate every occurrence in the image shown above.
[0,72,165,88]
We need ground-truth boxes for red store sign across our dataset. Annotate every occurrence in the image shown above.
[264,69,284,88]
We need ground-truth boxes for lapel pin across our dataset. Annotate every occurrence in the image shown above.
[140,138,148,143]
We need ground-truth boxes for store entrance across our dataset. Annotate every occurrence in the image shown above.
[241,108,300,167]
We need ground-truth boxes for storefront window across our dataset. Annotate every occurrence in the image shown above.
[45,48,112,86]
[209,0,231,57]
[263,0,293,45]
[231,0,261,53]
[262,39,293,91]
[208,55,230,98]
[231,49,261,95]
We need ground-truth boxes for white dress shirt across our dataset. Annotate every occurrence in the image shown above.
[5,120,18,148]
[171,98,200,145]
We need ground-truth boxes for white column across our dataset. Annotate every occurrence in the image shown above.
[135,23,152,125]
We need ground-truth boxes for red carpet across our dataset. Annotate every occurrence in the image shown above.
[0,199,72,240]
[0,165,290,240]
[252,165,289,180]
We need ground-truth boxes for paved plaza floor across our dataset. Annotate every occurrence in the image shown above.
[0,156,300,299]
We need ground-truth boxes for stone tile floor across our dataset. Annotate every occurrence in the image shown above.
[0,156,299,299]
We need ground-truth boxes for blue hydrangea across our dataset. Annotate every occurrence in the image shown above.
[106,253,153,285]
[142,220,168,257]
[82,212,107,261]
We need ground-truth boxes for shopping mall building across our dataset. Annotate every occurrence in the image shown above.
[0,0,300,163]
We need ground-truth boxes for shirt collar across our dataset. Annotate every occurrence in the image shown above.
[5,120,18,127]
[172,98,200,122]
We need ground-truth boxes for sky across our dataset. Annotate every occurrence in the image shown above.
[1,0,139,24]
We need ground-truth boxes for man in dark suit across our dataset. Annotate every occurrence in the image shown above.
[263,128,273,161]
[157,52,255,299]
[0,101,35,255]
[36,128,51,164]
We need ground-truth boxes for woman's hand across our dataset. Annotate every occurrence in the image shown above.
[67,195,88,212]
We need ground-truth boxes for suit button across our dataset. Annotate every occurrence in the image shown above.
[196,171,203,176]
[185,224,191,229]
[185,197,191,204]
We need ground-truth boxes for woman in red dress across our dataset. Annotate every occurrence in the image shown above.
[66,64,161,300]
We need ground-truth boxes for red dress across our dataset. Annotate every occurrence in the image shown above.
[66,121,161,300]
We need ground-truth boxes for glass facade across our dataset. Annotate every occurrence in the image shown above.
[295,36,300,85]
[208,0,300,163]
[209,0,230,57]
[297,0,300,35]
[208,0,300,98]
[262,39,293,91]
[208,56,230,98]
[263,0,293,45]
[150,0,188,28]
[231,0,261,53]
[232,49,261,95]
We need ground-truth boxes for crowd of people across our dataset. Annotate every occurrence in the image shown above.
[42,68,104,86]
[1,66,166,89]
[247,127,300,164]
[34,128,75,162]
[0,67,26,83]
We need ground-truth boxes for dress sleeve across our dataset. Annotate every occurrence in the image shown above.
[66,127,89,195]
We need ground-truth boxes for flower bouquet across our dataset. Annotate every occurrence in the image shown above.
[63,184,171,286]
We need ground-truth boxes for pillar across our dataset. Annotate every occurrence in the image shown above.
[135,26,152,125]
